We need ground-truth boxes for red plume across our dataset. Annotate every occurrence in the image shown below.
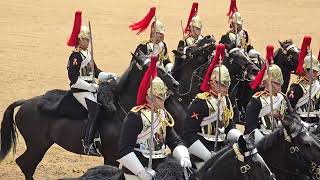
[129,7,156,35]
[249,45,274,90]
[227,0,238,18]
[136,56,158,105]
[184,2,199,34]
[200,44,225,92]
[67,11,82,47]
[296,36,312,75]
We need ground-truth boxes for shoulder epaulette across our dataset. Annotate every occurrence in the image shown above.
[253,91,266,98]
[196,92,210,100]
[130,105,146,113]
[293,77,305,84]
[141,40,150,45]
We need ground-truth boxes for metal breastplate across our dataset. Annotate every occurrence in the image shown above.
[198,95,234,142]
[185,35,204,47]
[134,108,174,159]
[79,50,94,82]
[258,93,286,134]
[296,80,320,117]
[146,42,166,66]
[228,30,247,51]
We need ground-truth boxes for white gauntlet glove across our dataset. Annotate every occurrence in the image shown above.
[137,168,156,180]
[98,72,117,82]
[248,49,261,58]
[173,145,192,168]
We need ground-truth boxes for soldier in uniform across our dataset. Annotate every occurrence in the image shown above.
[244,45,286,134]
[67,11,116,155]
[287,54,320,123]
[182,44,236,166]
[129,7,173,74]
[118,56,191,180]
[220,0,260,59]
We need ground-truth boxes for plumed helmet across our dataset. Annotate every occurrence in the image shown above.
[210,65,231,87]
[231,12,243,25]
[263,64,284,85]
[147,77,168,100]
[303,54,320,72]
[78,26,90,39]
[152,19,165,34]
[190,15,203,29]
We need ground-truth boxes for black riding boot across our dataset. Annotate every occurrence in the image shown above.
[83,98,101,156]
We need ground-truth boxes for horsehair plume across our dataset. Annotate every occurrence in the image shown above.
[200,44,225,92]
[136,56,158,105]
[184,2,199,34]
[227,0,238,18]
[129,7,156,35]
[67,11,82,47]
[296,35,312,75]
[249,45,274,90]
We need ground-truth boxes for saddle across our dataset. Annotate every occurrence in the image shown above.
[37,79,118,120]
[37,89,88,120]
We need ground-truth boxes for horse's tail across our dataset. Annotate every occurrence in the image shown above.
[0,100,25,161]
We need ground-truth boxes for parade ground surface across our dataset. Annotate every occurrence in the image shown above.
[1,0,319,179]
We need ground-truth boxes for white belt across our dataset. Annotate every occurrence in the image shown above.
[134,148,167,159]
[197,132,226,142]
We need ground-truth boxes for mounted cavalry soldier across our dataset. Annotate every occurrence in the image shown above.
[182,44,236,167]
[244,45,287,135]
[220,0,261,60]
[118,56,191,180]
[67,11,116,155]
[129,7,174,74]
[183,2,204,48]
[287,36,320,124]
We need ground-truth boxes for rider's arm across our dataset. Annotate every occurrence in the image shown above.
[118,112,153,178]
[67,52,83,85]
[162,42,173,73]
[182,99,212,161]
[287,83,304,108]
[244,97,262,134]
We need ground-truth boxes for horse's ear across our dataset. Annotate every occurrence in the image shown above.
[131,52,144,66]
[279,40,284,48]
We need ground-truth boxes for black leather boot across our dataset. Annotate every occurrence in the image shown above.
[83,98,101,156]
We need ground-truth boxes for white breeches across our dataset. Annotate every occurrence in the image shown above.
[73,92,97,110]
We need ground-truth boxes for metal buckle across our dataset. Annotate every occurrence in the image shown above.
[289,146,299,154]
[240,164,251,174]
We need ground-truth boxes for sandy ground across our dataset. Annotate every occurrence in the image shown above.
[0,0,319,179]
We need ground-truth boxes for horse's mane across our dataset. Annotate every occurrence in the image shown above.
[197,144,234,175]
[256,128,283,152]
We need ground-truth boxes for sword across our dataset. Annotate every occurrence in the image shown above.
[214,57,222,152]
[148,76,155,169]
[307,48,313,121]
[266,59,276,131]
[88,21,95,83]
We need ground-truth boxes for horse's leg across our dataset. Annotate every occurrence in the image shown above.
[16,142,53,180]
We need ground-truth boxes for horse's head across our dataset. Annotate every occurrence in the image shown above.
[281,112,320,165]
[225,48,260,81]
[98,78,117,112]
[274,39,299,72]
[131,52,180,95]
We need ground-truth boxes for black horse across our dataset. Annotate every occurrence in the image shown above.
[171,35,216,108]
[0,57,181,180]
[273,39,299,93]
[256,112,320,180]
[223,48,260,123]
